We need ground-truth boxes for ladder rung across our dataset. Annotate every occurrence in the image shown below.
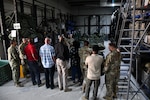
[121,38,140,40]
[138,50,150,53]
[130,7,150,10]
[121,67,129,70]
[122,58,130,61]
[122,29,144,31]
[117,91,137,94]
[120,45,135,47]
[118,86,128,88]
[121,65,130,68]
[121,64,130,66]
[118,82,128,84]
[121,52,136,54]
[126,19,150,22]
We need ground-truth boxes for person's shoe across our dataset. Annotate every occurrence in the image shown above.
[50,85,55,89]
[92,97,97,100]
[59,87,63,91]
[15,83,24,87]
[103,96,112,100]
[25,75,30,78]
[82,96,88,100]
[38,83,43,87]
[64,88,72,92]
[33,82,37,86]
[113,95,117,98]
[46,86,50,89]
[73,80,76,84]
[18,81,22,84]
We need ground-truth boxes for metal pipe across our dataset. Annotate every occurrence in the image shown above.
[0,12,7,59]
[115,0,123,40]
[117,19,125,47]
[20,0,24,13]
[13,0,20,44]
[136,56,138,82]
[88,16,91,35]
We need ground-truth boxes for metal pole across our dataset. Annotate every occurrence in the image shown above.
[98,15,100,34]
[13,0,20,44]
[126,0,136,99]
[136,55,138,82]
[0,12,7,59]
[20,0,24,14]
[84,17,86,34]
[88,16,91,35]
[115,0,123,40]
[117,19,125,47]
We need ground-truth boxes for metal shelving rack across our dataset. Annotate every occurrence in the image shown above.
[115,0,150,99]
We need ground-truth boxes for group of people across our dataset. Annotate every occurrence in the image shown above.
[7,34,121,100]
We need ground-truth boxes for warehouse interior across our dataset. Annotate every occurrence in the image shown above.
[0,0,150,100]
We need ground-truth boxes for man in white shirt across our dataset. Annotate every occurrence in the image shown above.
[82,45,103,100]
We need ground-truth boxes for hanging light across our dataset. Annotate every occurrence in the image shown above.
[112,0,115,7]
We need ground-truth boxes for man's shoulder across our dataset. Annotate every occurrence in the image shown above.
[18,43,22,47]
[7,46,12,52]
[111,50,120,56]
[86,55,92,59]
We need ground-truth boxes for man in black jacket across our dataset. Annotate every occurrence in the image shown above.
[55,35,72,92]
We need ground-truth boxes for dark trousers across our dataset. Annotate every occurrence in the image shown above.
[71,66,81,81]
[85,79,100,99]
[28,61,41,85]
[44,65,55,88]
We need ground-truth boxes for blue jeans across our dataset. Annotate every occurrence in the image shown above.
[71,66,81,81]
[28,61,41,85]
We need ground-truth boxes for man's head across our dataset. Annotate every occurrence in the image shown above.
[27,38,33,44]
[68,34,73,39]
[92,45,99,54]
[22,38,27,43]
[44,37,51,44]
[84,40,89,46]
[10,40,17,47]
[108,42,117,52]
[58,35,64,42]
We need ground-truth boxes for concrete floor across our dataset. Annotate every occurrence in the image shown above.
[0,73,107,100]
[0,41,147,100]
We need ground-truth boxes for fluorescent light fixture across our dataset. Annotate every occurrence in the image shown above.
[112,3,115,6]
[93,15,96,18]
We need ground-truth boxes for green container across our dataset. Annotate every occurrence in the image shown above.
[0,60,12,86]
